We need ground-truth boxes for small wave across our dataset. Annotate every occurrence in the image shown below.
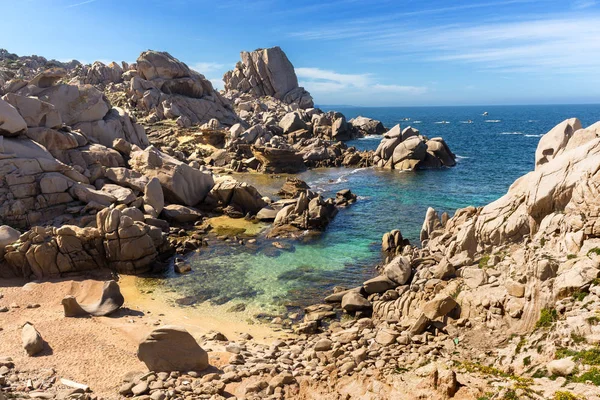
[349,167,368,175]
[500,131,523,135]
[356,195,369,201]
[460,121,474,124]
[455,155,470,159]
[528,120,537,123]
[524,134,543,137]
[485,120,501,123]
[434,121,451,124]
[357,135,380,140]
[413,120,422,124]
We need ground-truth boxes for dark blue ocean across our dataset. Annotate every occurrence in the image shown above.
[146,104,600,312]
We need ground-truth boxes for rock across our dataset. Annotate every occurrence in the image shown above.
[384,255,412,285]
[131,381,149,396]
[0,225,20,259]
[341,291,372,313]
[547,358,576,376]
[554,258,600,298]
[535,118,582,168]
[432,258,455,280]
[161,204,203,223]
[211,178,267,215]
[252,145,306,174]
[375,328,399,346]
[22,322,44,356]
[363,275,397,294]
[420,207,442,243]
[0,97,27,136]
[314,339,332,351]
[505,280,525,298]
[279,111,308,134]
[421,295,457,320]
[223,46,313,108]
[105,167,149,192]
[349,116,386,136]
[462,267,487,289]
[130,146,214,206]
[373,124,455,170]
[2,93,62,129]
[144,177,164,215]
[137,325,209,372]
[62,280,124,317]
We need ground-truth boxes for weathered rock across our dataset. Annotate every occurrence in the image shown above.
[22,322,44,356]
[0,97,27,136]
[137,325,209,372]
[421,295,457,320]
[223,46,313,108]
[535,118,581,169]
[341,291,372,313]
[62,280,124,317]
[384,255,412,285]
[547,358,576,376]
[130,146,214,206]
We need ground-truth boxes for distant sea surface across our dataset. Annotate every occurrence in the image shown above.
[142,104,600,313]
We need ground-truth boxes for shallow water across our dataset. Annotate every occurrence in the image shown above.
[141,104,600,313]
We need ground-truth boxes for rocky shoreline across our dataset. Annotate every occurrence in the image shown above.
[2,45,600,400]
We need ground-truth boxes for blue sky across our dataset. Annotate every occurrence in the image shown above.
[2,0,600,106]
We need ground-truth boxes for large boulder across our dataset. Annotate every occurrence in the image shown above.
[383,255,412,285]
[129,146,214,206]
[137,326,209,372]
[211,178,267,215]
[0,225,20,260]
[251,145,306,174]
[0,97,27,136]
[349,116,386,136]
[223,46,313,108]
[535,118,581,169]
[131,51,239,126]
[2,93,62,129]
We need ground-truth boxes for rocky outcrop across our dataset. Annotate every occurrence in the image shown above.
[129,146,214,207]
[223,46,313,109]
[373,125,456,170]
[251,145,306,174]
[2,207,166,279]
[209,177,267,217]
[137,325,209,372]
[349,116,386,136]
[129,51,238,127]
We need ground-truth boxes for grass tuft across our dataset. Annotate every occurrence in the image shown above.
[536,308,558,329]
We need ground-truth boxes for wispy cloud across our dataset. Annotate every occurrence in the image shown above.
[189,62,231,75]
[573,0,597,8]
[66,0,98,8]
[292,13,600,76]
[296,67,426,95]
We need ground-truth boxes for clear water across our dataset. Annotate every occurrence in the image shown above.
[144,104,600,313]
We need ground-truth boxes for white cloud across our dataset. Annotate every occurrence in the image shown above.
[296,67,426,95]
[66,0,98,8]
[189,62,230,75]
[292,13,600,77]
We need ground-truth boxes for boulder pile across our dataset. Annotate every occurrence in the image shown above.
[373,125,456,170]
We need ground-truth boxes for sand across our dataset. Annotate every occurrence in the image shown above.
[0,274,283,398]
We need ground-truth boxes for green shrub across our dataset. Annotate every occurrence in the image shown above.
[587,247,600,257]
[554,391,585,400]
[556,347,600,365]
[536,308,558,329]
[572,367,600,385]
[523,356,531,366]
[479,254,490,269]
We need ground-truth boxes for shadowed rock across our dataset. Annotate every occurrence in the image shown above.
[62,280,124,317]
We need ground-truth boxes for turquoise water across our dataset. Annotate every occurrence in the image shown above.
[149,104,600,313]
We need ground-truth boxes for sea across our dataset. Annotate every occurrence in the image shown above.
[140,104,600,315]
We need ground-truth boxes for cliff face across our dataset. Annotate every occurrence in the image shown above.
[223,46,314,109]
